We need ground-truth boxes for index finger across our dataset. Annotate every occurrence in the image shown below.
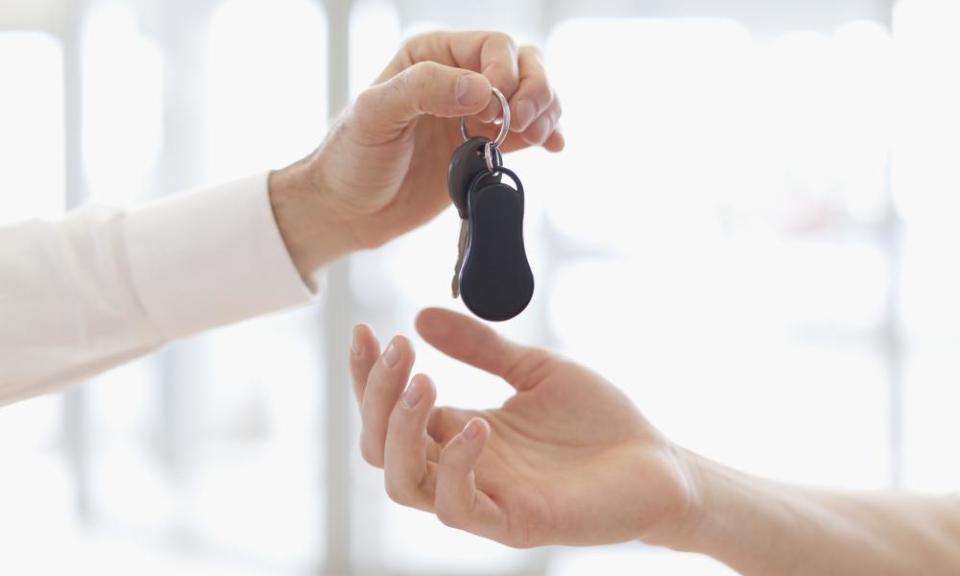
[382,31,521,119]
[414,308,552,390]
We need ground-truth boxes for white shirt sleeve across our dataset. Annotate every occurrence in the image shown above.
[0,172,318,405]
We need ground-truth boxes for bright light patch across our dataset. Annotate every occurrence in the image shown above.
[82,2,162,205]
[0,32,64,223]
[206,0,327,181]
[349,0,401,97]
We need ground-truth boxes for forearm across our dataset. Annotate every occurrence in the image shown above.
[663,452,960,575]
[0,174,314,404]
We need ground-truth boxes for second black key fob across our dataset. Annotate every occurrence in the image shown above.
[459,168,534,322]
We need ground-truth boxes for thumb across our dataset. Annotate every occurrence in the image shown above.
[353,62,491,139]
[416,308,552,390]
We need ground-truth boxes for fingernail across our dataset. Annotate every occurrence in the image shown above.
[463,419,483,440]
[351,327,363,356]
[456,74,488,106]
[382,340,401,368]
[401,379,423,408]
[514,99,536,130]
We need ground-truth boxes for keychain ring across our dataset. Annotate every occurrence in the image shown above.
[459,87,511,148]
[483,141,500,172]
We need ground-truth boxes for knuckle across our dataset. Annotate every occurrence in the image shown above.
[351,87,397,139]
[528,74,549,93]
[435,504,463,528]
[524,78,552,107]
[399,33,428,58]
[527,346,553,367]
[485,33,520,89]
[409,59,441,78]
[493,31,517,52]
[386,74,408,103]
[382,71,415,115]
[353,86,380,115]
[503,536,534,550]
[384,477,412,505]
[543,106,560,126]
[360,437,383,467]
[399,35,417,53]
[405,31,434,46]
[395,65,417,93]
[548,107,560,126]
[526,125,550,147]
[512,538,539,550]
[503,511,542,549]
[521,44,544,60]
[504,347,553,384]
[404,62,440,97]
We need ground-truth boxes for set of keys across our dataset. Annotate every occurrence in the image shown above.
[447,88,534,322]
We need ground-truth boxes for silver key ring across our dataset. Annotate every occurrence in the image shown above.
[459,86,511,149]
[482,140,499,172]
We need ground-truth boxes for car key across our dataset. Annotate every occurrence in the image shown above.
[458,167,534,322]
[447,136,501,298]
[450,87,533,321]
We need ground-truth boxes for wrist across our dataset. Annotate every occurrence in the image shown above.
[268,155,361,276]
[657,450,801,576]
[661,450,726,549]
[636,445,711,549]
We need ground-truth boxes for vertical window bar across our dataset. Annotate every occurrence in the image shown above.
[61,0,93,524]
[322,0,355,573]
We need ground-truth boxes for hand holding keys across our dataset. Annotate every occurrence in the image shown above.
[448,88,534,322]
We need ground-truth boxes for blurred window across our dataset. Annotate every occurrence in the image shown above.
[5,0,960,574]
[0,29,73,569]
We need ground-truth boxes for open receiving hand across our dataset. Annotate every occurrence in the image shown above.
[271,31,563,274]
[350,308,696,548]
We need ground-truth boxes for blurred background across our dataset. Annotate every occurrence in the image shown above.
[2,0,960,573]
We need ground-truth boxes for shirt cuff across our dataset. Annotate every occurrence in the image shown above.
[122,172,318,340]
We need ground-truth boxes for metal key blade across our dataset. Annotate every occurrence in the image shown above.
[451,218,470,298]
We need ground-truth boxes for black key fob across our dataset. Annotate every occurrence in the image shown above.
[459,168,534,322]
